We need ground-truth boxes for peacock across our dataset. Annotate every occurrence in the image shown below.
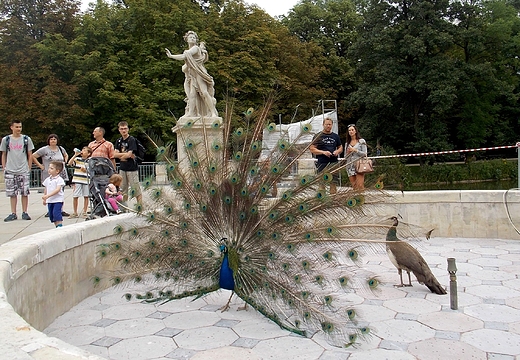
[95,95,410,347]
[386,216,447,295]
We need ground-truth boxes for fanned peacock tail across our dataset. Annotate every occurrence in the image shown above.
[96,95,409,347]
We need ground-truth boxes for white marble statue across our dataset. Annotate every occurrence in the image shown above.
[165,31,218,118]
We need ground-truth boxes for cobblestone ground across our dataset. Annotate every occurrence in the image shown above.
[44,237,520,360]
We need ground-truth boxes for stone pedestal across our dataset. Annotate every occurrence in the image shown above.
[173,116,224,173]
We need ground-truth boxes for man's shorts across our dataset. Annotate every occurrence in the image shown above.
[5,172,30,197]
[120,170,142,198]
[73,183,89,198]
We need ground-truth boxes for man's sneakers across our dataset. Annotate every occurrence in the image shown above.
[4,213,17,222]
[5,212,31,221]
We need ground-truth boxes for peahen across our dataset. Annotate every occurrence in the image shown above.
[386,216,447,295]
[96,96,399,347]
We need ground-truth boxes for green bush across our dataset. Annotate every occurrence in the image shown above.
[368,158,518,190]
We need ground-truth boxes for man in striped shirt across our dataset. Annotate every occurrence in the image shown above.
[67,146,92,218]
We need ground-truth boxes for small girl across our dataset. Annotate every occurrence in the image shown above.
[105,174,123,214]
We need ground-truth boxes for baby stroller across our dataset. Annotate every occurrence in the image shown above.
[85,157,118,219]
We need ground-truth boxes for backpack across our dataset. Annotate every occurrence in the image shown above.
[135,138,146,163]
[116,136,145,164]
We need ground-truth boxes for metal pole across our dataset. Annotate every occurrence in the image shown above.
[517,142,520,188]
[447,258,458,310]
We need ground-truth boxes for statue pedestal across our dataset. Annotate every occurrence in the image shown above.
[172,116,223,173]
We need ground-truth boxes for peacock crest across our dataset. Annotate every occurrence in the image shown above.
[96,96,403,347]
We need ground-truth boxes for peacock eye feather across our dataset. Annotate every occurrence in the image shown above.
[260,184,270,194]
[301,290,309,299]
[302,260,310,270]
[268,210,279,220]
[193,181,202,190]
[298,202,309,213]
[250,205,259,214]
[360,327,370,335]
[183,120,194,128]
[240,187,249,197]
[321,172,333,183]
[278,140,289,151]
[183,202,191,210]
[134,203,143,213]
[180,221,188,229]
[233,152,242,161]
[164,206,173,214]
[211,120,221,129]
[281,191,292,200]
[208,164,217,173]
[152,189,162,199]
[323,251,333,260]
[134,275,142,282]
[185,139,195,149]
[113,225,123,235]
[124,293,132,301]
[250,141,261,151]
[142,178,152,189]
[339,276,349,286]
[267,122,276,131]
[286,243,295,252]
[112,277,121,285]
[270,164,281,174]
[303,233,314,241]
[315,275,324,284]
[238,212,247,221]
[92,276,101,285]
[375,180,384,190]
[368,277,379,289]
[347,309,356,320]
[271,232,281,240]
[348,249,359,260]
[302,123,312,132]
[234,128,244,137]
[223,195,232,205]
[324,295,333,305]
[346,198,358,208]
[166,163,176,172]
[230,174,240,183]
[321,322,334,333]
[256,229,264,237]
[200,204,208,212]
[282,263,290,271]
[147,212,156,221]
[316,190,326,200]
[157,146,166,156]
[173,179,183,188]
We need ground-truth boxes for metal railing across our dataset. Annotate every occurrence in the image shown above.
[28,162,157,188]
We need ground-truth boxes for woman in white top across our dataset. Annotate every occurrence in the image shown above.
[345,124,367,190]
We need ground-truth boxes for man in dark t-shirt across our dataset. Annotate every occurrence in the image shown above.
[310,117,343,172]
[113,121,142,204]
[310,117,343,194]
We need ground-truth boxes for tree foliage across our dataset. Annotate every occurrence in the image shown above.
[0,0,518,160]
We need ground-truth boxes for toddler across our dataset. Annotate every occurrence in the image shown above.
[42,161,65,227]
[105,173,123,214]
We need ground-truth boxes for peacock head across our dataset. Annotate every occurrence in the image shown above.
[389,216,399,227]
[219,238,228,253]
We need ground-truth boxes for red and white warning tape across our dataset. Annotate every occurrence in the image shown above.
[369,143,520,160]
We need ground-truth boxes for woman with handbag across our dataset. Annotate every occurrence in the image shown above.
[345,124,368,190]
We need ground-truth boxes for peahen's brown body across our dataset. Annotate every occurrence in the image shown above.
[386,217,447,295]
[95,96,427,347]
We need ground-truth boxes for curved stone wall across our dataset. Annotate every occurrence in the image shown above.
[0,191,518,359]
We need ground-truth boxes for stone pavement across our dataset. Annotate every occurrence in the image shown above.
[1,189,520,359]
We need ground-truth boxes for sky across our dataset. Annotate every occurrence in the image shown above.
[81,0,300,17]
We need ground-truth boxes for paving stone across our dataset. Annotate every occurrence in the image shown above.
[92,336,123,347]
[147,311,172,320]
[165,348,197,359]
[252,336,325,360]
[105,318,166,338]
[215,319,240,328]
[173,326,238,351]
[348,348,415,360]
[232,317,292,340]
[155,327,183,337]
[163,310,221,329]
[466,285,520,299]
[231,337,261,348]
[408,338,486,359]
[102,303,157,320]
[464,303,520,323]
[371,319,436,342]
[108,335,175,360]
[383,297,441,315]
[461,329,520,355]
[91,318,117,328]
[46,325,105,346]
[418,311,483,332]
[434,331,460,340]
[190,346,261,360]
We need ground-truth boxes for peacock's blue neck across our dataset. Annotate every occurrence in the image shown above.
[219,252,235,290]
